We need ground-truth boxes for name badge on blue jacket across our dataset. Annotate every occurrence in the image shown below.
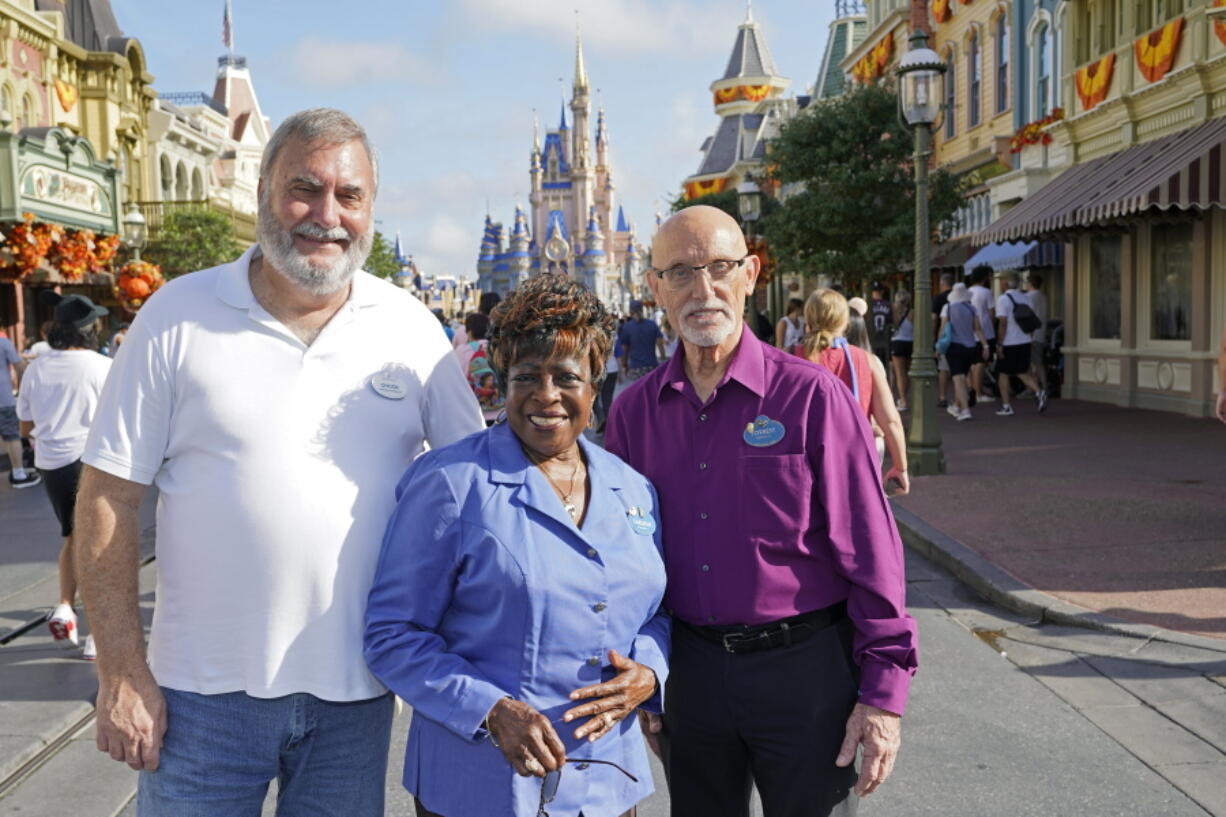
[743,415,785,447]
[627,506,656,535]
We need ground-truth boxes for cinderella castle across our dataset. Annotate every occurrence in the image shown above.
[477,34,645,311]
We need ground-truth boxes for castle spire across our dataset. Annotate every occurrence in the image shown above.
[533,109,541,152]
[574,21,589,92]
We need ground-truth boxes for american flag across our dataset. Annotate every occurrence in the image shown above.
[221,0,233,50]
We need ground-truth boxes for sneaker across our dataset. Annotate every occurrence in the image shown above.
[8,470,41,489]
[48,603,78,648]
[995,405,1015,416]
[81,635,96,661]
[978,394,996,403]
[1037,390,1049,413]
[946,404,961,419]
[957,409,973,421]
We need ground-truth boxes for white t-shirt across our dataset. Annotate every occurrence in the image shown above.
[83,246,485,702]
[1025,288,1048,343]
[16,350,112,470]
[24,340,51,360]
[996,289,1035,346]
[969,284,996,340]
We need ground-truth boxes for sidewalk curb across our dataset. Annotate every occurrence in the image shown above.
[891,502,1226,655]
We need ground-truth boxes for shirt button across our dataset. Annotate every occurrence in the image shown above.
[699,413,708,421]
[593,602,607,612]
[699,462,708,470]
[586,548,597,558]
[587,656,601,666]
[701,564,710,572]
[699,512,708,520]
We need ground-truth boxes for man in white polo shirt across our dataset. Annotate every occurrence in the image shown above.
[75,108,483,816]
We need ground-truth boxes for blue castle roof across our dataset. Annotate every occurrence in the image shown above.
[615,205,629,233]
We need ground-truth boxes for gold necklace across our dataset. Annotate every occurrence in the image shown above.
[526,449,584,520]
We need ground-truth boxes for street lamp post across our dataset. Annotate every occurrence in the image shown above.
[896,28,946,475]
[123,203,147,263]
[737,175,764,322]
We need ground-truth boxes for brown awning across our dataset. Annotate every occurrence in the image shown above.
[980,116,1226,243]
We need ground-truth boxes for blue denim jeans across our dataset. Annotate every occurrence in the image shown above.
[137,687,393,817]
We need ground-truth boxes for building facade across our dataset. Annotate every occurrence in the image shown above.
[982,1,1224,417]
[477,36,643,311]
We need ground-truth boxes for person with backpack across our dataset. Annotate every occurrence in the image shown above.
[938,283,988,421]
[994,271,1048,416]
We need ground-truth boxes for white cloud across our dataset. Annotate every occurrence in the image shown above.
[455,0,740,55]
[285,36,440,89]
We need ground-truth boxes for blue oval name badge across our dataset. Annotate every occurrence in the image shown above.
[743,415,785,448]
[626,506,657,535]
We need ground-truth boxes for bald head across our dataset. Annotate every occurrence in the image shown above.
[651,206,748,270]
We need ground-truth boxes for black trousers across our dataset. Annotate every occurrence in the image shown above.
[661,618,860,817]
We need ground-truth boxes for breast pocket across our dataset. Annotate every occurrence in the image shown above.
[740,454,812,535]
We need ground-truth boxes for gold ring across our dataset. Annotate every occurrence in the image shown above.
[524,756,542,774]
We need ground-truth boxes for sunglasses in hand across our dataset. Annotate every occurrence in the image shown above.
[537,757,638,817]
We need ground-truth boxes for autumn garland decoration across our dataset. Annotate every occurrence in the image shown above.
[2,213,124,281]
[113,259,164,312]
[1009,108,1064,153]
[3,213,54,275]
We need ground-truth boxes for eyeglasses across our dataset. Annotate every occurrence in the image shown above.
[652,256,749,291]
[537,757,638,817]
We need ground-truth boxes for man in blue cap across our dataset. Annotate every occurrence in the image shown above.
[617,299,665,385]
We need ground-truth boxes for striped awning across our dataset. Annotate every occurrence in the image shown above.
[980,116,1226,243]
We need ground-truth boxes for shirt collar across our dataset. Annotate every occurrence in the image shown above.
[655,325,767,401]
[214,243,381,311]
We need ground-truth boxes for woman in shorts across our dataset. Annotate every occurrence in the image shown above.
[938,283,988,421]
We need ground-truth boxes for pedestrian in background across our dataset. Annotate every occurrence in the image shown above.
[890,289,914,412]
[799,289,909,495]
[616,299,665,384]
[1023,273,1049,393]
[75,108,484,816]
[938,283,987,421]
[868,280,892,371]
[454,312,503,425]
[967,265,997,403]
[607,206,916,817]
[365,274,668,817]
[1,330,38,489]
[16,293,111,659]
[21,320,54,362]
[932,273,954,408]
[994,271,1048,416]
[775,297,805,351]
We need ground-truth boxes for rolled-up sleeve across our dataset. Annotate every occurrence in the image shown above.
[364,462,509,741]
[811,381,918,716]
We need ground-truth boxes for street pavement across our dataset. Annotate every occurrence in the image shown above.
[893,398,1226,642]
[3,393,1226,815]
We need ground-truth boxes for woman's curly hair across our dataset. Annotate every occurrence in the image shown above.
[487,274,617,392]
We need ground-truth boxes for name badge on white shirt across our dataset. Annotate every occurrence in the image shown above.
[371,374,408,400]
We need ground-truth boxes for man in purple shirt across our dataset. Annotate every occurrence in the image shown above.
[606,206,917,817]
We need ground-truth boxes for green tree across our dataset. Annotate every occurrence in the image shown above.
[145,207,243,278]
[763,82,965,292]
[364,230,401,280]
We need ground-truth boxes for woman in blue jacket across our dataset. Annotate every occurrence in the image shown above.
[365,274,669,817]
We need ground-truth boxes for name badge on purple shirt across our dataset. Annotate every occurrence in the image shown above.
[627,506,656,535]
[743,415,785,448]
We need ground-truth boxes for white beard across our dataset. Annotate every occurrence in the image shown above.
[677,300,737,347]
[256,193,373,296]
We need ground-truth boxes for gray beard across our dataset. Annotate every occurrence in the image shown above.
[256,195,373,296]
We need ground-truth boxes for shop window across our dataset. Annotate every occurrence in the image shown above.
[968,31,981,127]
[996,14,1009,114]
[1090,235,1121,339]
[21,95,33,130]
[1150,222,1192,341]
[1034,24,1052,119]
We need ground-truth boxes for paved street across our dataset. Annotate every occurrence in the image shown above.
[3,520,1223,816]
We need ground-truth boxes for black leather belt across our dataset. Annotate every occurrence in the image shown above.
[679,602,847,654]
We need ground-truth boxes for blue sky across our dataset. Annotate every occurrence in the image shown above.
[116,0,837,278]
